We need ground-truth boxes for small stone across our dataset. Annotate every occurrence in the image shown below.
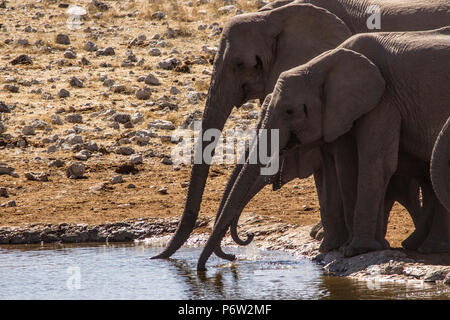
[58,89,70,98]
[49,159,65,167]
[10,54,32,65]
[4,84,19,93]
[66,162,85,179]
[65,113,83,124]
[0,122,6,134]
[0,187,7,198]
[7,200,16,207]
[110,175,124,184]
[96,47,115,56]
[115,146,135,155]
[84,41,98,52]
[147,120,175,130]
[144,73,160,86]
[136,88,151,100]
[157,187,168,194]
[56,34,70,45]
[129,153,143,165]
[69,76,83,88]
[110,113,131,124]
[64,50,77,59]
[51,114,63,125]
[424,270,449,282]
[25,172,49,182]
[22,125,35,136]
[151,11,166,20]
[148,48,161,56]
[126,183,136,189]
[161,157,173,165]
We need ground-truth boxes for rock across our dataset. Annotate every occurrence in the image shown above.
[158,57,181,70]
[51,114,63,125]
[66,134,83,145]
[49,159,65,167]
[96,47,115,56]
[4,84,19,93]
[444,273,450,285]
[22,125,35,136]
[115,146,135,155]
[151,11,166,20]
[161,157,173,165]
[7,200,16,207]
[136,88,151,100]
[58,88,70,98]
[84,41,98,52]
[0,163,15,175]
[110,175,124,184]
[157,187,168,194]
[185,91,201,104]
[110,113,131,124]
[144,73,160,86]
[10,54,33,65]
[56,34,70,45]
[111,84,126,93]
[170,86,181,95]
[0,101,10,113]
[92,0,110,11]
[0,187,7,198]
[74,150,91,161]
[126,183,136,189]
[66,162,85,179]
[64,49,77,59]
[25,172,49,182]
[129,153,143,165]
[0,122,5,134]
[131,112,144,124]
[148,48,161,56]
[424,269,449,282]
[69,77,83,88]
[147,120,175,130]
[65,113,83,124]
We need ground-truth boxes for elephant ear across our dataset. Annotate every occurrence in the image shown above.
[317,48,386,142]
[265,3,352,89]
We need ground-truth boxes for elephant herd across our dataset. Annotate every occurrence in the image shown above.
[152,0,450,270]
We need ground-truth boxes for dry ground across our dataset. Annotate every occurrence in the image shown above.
[0,0,414,247]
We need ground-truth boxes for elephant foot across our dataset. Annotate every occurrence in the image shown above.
[402,230,427,250]
[319,236,345,253]
[418,239,450,254]
[343,238,383,257]
[310,221,324,240]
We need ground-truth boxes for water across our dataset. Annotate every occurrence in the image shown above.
[0,243,448,300]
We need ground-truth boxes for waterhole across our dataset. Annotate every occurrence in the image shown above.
[0,243,448,300]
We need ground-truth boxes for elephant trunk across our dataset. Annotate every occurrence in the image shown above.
[431,117,450,211]
[197,160,269,270]
[152,70,237,259]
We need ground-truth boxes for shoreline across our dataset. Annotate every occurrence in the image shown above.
[1,214,449,287]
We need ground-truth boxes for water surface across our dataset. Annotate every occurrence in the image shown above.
[0,243,448,300]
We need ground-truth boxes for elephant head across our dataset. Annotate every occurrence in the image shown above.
[431,117,450,211]
[152,3,352,259]
[197,48,385,270]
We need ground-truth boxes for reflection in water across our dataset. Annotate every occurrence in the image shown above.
[0,243,448,300]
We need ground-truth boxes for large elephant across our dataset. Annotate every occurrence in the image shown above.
[152,0,450,260]
[431,117,450,212]
[196,27,450,270]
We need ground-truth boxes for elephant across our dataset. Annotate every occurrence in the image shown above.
[431,117,450,212]
[196,27,450,270]
[151,0,450,260]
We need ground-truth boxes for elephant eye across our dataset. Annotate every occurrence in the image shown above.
[286,108,293,115]
[303,104,308,118]
[255,55,263,70]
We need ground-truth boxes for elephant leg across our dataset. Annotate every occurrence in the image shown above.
[318,149,347,252]
[333,134,358,248]
[402,179,435,250]
[310,170,324,240]
[418,198,450,253]
[344,112,400,257]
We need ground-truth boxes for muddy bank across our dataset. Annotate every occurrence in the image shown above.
[1,214,449,286]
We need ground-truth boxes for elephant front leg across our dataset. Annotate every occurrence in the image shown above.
[318,149,348,252]
[344,113,400,257]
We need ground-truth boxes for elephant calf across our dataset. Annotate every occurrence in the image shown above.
[196,27,450,270]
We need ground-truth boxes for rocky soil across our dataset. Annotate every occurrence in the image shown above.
[0,0,447,288]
